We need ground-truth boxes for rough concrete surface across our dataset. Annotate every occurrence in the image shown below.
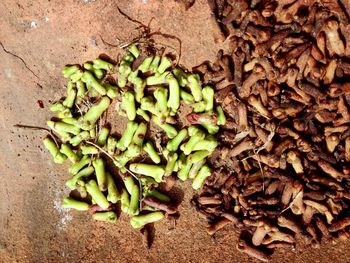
[0,0,349,262]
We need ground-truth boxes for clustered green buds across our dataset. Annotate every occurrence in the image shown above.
[45,44,227,233]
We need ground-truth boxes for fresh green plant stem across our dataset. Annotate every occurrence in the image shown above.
[62,197,89,211]
[129,163,165,183]
[130,211,164,229]
[143,188,170,202]
[85,180,109,209]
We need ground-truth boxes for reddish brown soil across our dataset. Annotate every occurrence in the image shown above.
[0,0,349,262]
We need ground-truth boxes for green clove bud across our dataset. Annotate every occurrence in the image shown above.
[63,81,77,108]
[188,150,210,163]
[43,137,67,164]
[202,86,214,111]
[116,121,138,151]
[92,158,107,191]
[177,154,192,181]
[143,141,161,164]
[187,74,202,102]
[129,163,165,183]
[70,69,83,82]
[166,73,180,113]
[189,159,206,179]
[69,155,91,174]
[120,188,130,214]
[132,122,147,146]
[136,108,150,122]
[62,65,80,78]
[129,182,140,215]
[192,136,218,152]
[154,87,168,115]
[193,101,206,113]
[81,71,107,95]
[92,211,117,223]
[106,172,120,203]
[138,56,153,73]
[60,144,79,163]
[105,83,119,99]
[79,96,110,130]
[173,68,188,87]
[114,144,141,168]
[47,120,81,135]
[66,166,95,190]
[149,55,160,73]
[128,44,140,58]
[157,56,172,74]
[152,115,178,139]
[201,122,219,135]
[81,144,98,155]
[183,129,205,155]
[146,71,170,86]
[69,131,90,146]
[107,136,117,155]
[76,80,87,104]
[97,126,110,146]
[92,58,114,71]
[85,180,109,209]
[143,188,170,202]
[166,129,187,152]
[192,164,212,190]
[62,197,89,211]
[50,102,65,112]
[121,91,136,121]
[164,152,178,177]
[130,211,165,229]
[140,96,158,116]
[180,89,194,104]
[216,106,226,125]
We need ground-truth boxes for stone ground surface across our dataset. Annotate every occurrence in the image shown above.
[0,0,349,262]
